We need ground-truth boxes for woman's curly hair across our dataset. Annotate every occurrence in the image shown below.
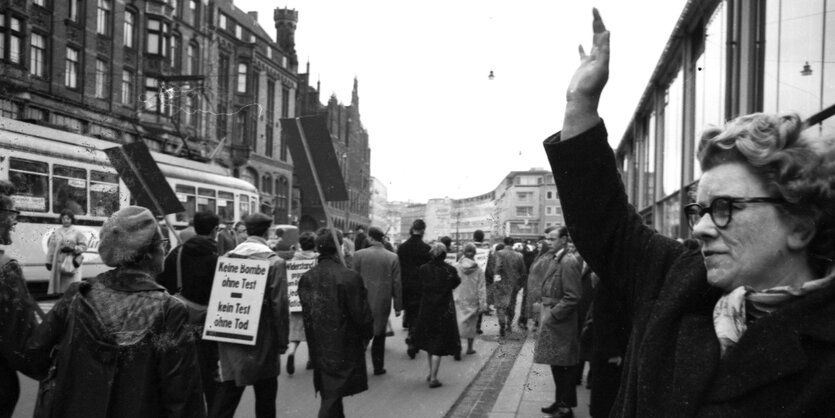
[698,113,835,275]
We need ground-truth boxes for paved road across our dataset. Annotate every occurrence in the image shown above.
[12,305,503,418]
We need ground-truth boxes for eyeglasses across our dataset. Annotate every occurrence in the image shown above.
[156,238,170,248]
[683,197,784,230]
[0,208,20,217]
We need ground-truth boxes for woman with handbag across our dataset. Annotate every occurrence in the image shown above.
[14,206,206,417]
[45,209,88,294]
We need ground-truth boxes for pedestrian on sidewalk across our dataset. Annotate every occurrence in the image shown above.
[352,226,402,376]
[470,230,491,334]
[0,180,39,418]
[526,227,559,331]
[454,243,487,357]
[6,206,206,417]
[397,219,431,358]
[45,209,88,294]
[533,227,582,418]
[492,237,526,337]
[285,231,317,375]
[299,228,374,418]
[212,213,290,418]
[157,210,221,409]
[413,243,461,388]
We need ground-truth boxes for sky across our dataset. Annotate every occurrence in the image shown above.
[235,0,688,202]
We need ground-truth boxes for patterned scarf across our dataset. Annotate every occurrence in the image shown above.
[713,275,835,357]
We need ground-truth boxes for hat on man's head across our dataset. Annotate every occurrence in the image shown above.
[99,206,160,267]
[368,226,385,242]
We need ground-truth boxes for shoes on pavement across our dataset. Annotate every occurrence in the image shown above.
[466,349,476,355]
[453,352,461,361]
[407,347,417,359]
[286,354,295,375]
[541,403,559,414]
[306,360,313,370]
[554,409,574,418]
[428,379,442,389]
[373,368,386,376]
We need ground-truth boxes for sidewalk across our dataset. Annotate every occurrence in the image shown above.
[489,332,591,418]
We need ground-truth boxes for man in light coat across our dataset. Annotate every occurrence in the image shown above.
[212,213,289,418]
[352,226,402,375]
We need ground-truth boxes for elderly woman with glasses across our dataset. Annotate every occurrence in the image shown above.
[2,206,205,417]
[543,9,835,417]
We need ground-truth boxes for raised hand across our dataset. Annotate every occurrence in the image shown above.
[562,8,610,139]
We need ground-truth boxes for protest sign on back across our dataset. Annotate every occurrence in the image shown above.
[203,257,270,345]
[286,259,316,313]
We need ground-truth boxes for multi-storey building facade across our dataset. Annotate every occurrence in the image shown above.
[614,0,835,240]
[0,0,298,223]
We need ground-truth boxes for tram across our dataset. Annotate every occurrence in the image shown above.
[0,117,259,289]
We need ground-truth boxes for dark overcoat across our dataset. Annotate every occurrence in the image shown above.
[397,235,431,309]
[299,256,374,399]
[532,250,582,366]
[352,242,402,336]
[412,259,461,356]
[545,122,835,417]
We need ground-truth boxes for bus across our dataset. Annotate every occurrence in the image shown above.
[0,117,259,291]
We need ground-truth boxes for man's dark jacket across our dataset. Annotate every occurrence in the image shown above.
[397,235,431,307]
[157,236,218,305]
[544,122,835,417]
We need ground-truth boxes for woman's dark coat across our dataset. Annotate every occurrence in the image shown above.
[12,270,205,417]
[413,259,461,356]
[298,256,374,399]
[544,122,835,417]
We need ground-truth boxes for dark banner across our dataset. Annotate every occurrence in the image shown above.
[104,142,184,216]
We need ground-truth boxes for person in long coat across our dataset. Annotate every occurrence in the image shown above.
[299,228,373,418]
[45,209,89,294]
[284,231,318,375]
[213,213,289,418]
[396,219,431,358]
[454,243,487,355]
[492,238,527,336]
[533,226,582,418]
[526,228,559,330]
[3,206,205,418]
[351,226,402,375]
[413,243,461,388]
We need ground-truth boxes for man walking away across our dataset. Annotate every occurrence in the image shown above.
[493,237,526,336]
[397,219,431,358]
[352,227,402,375]
[211,213,289,418]
[299,228,374,418]
[157,210,220,409]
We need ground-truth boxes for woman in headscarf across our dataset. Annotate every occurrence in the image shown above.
[45,209,88,294]
[454,243,487,356]
[8,206,205,417]
[413,242,461,388]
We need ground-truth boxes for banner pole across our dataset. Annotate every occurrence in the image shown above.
[295,118,347,267]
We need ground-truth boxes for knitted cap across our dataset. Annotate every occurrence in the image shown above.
[98,206,160,266]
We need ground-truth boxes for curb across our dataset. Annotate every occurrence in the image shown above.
[488,333,536,417]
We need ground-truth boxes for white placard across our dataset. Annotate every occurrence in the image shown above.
[445,253,457,266]
[286,259,316,313]
[202,257,271,345]
[12,195,46,211]
[474,248,489,272]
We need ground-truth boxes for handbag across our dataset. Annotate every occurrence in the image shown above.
[172,246,208,326]
[59,255,76,274]
[34,295,77,417]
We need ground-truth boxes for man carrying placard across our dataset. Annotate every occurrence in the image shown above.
[210,213,289,418]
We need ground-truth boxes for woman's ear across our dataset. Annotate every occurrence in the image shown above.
[787,218,816,251]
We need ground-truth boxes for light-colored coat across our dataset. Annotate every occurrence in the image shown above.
[46,225,88,294]
[454,257,487,338]
[533,249,582,366]
[352,242,402,336]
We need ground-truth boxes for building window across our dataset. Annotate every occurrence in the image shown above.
[0,14,24,64]
[265,79,275,157]
[144,77,169,115]
[187,42,199,74]
[146,19,169,55]
[219,13,226,29]
[546,191,553,199]
[280,86,289,160]
[95,59,108,98]
[65,47,80,89]
[170,34,179,69]
[236,63,247,93]
[121,69,134,105]
[186,93,198,128]
[235,109,249,146]
[516,192,533,201]
[124,10,135,47]
[30,33,46,77]
[97,0,111,36]
[516,206,533,217]
[188,0,199,26]
[235,25,242,40]
[69,0,81,23]
[546,206,553,215]
[170,0,179,17]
